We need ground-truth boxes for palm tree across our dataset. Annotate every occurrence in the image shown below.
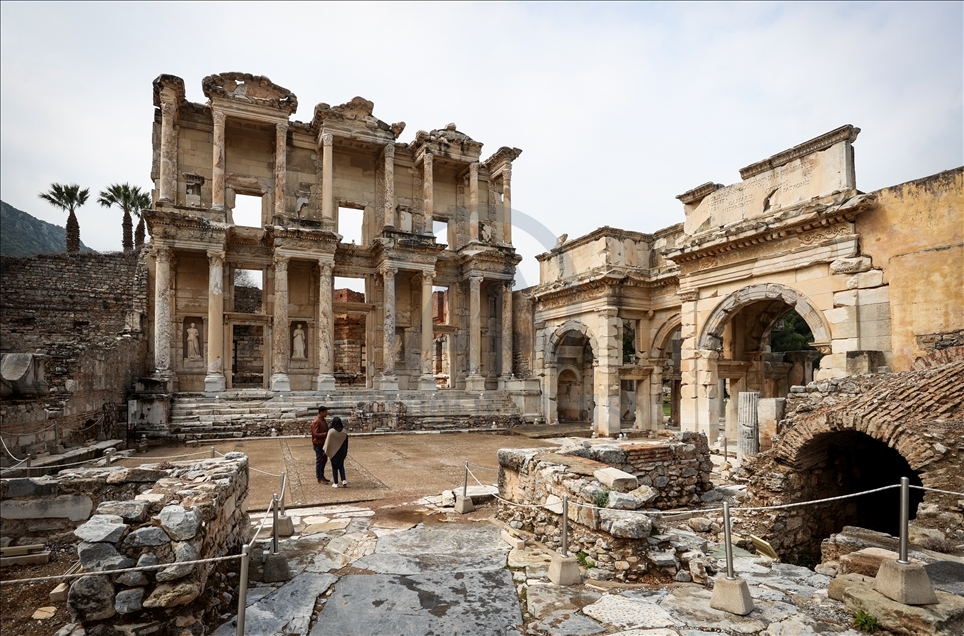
[98,183,152,252]
[39,183,89,253]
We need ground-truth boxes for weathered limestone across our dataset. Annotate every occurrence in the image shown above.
[204,250,226,391]
[465,274,485,391]
[274,121,288,218]
[158,103,177,204]
[419,271,436,390]
[211,110,226,211]
[270,254,291,391]
[500,280,514,388]
[315,260,335,391]
[320,132,334,227]
[378,266,398,390]
[153,247,172,378]
[382,144,395,230]
[737,391,760,461]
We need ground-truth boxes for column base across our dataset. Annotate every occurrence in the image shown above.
[204,373,226,393]
[270,373,291,392]
[498,374,512,390]
[465,374,486,392]
[418,375,437,391]
[314,374,336,391]
[375,374,399,391]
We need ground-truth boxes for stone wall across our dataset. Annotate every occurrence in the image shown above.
[742,361,964,562]
[0,251,150,454]
[1,454,249,634]
[497,432,713,582]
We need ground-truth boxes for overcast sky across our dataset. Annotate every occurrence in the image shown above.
[2,2,961,287]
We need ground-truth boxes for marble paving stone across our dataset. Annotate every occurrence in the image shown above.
[526,585,601,618]
[658,587,766,634]
[508,547,554,569]
[355,524,508,574]
[312,571,521,636]
[582,594,680,629]
[611,630,682,636]
[212,572,336,636]
[529,610,605,635]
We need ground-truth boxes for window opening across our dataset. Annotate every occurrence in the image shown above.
[234,269,263,313]
[233,194,263,228]
[338,206,364,246]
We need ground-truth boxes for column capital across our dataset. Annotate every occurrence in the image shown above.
[321,132,333,146]
[502,164,512,181]
[206,250,225,266]
[160,101,176,118]
[384,143,395,159]
[421,270,435,285]
[276,121,289,135]
[468,272,483,285]
[504,279,515,291]
[379,265,398,278]
[318,259,334,275]
[212,109,226,126]
[273,254,289,271]
[154,246,172,263]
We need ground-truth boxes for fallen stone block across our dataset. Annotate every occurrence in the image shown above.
[840,547,904,577]
[593,467,638,492]
[844,581,964,636]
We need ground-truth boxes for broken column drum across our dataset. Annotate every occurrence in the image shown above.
[737,391,760,461]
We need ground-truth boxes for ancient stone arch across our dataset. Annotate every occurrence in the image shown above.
[546,320,598,363]
[697,284,832,352]
[650,313,682,359]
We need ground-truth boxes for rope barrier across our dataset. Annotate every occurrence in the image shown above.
[910,485,964,497]
[0,435,26,462]
[250,466,283,477]
[0,554,243,587]
[118,450,216,461]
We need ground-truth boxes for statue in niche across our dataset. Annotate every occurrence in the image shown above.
[292,323,307,360]
[186,323,202,359]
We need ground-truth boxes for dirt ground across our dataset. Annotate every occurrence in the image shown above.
[0,430,561,635]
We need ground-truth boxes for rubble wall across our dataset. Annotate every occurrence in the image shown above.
[1,454,249,634]
[742,361,964,562]
[0,251,150,449]
[497,433,713,582]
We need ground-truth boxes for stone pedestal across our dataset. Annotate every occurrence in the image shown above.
[454,496,475,514]
[873,559,938,605]
[548,554,581,586]
[710,577,755,615]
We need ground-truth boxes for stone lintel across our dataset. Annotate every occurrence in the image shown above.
[677,182,724,206]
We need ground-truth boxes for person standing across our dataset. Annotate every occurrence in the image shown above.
[323,417,349,488]
[310,406,330,483]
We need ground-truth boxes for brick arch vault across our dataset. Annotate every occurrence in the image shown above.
[740,362,964,562]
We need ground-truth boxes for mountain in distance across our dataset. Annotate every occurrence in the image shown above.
[1,200,94,256]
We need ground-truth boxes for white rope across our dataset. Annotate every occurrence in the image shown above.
[125,450,216,461]
[911,485,964,497]
[0,554,243,587]
[0,434,25,462]
[250,466,283,477]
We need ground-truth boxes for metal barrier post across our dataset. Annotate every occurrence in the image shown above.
[279,472,286,517]
[211,446,216,458]
[463,462,469,499]
[898,477,910,564]
[27,453,33,468]
[561,494,569,557]
[236,543,251,636]
[105,448,114,465]
[723,501,735,580]
[723,436,728,459]
[271,494,279,555]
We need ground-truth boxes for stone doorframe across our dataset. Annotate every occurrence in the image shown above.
[543,320,598,425]
[225,315,271,390]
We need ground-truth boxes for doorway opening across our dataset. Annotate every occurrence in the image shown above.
[231,325,265,388]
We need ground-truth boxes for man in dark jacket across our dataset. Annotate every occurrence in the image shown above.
[310,406,330,483]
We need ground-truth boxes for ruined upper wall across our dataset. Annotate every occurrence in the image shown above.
[678,125,859,236]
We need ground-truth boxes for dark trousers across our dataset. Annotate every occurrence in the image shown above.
[331,457,346,483]
[313,445,328,481]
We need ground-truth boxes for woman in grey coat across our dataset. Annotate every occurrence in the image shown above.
[323,417,349,487]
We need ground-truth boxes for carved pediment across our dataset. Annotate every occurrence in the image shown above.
[414,124,485,162]
[202,73,297,115]
[312,97,401,139]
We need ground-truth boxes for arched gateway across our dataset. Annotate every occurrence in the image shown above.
[545,320,597,424]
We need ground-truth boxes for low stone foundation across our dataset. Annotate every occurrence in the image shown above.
[1,454,249,635]
[497,432,713,582]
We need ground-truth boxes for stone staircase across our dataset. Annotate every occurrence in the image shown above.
[168,389,523,440]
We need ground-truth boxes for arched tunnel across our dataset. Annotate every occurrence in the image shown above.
[786,430,924,554]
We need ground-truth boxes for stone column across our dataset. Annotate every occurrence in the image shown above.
[383,144,395,231]
[544,362,558,423]
[419,271,436,391]
[204,250,226,392]
[320,133,334,229]
[315,260,335,391]
[274,121,288,219]
[468,162,479,241]
[212,110,226,211]
[270,255,291,392]
[693,350,720,445]
[378,265,399,390]
[158,102,177,204]
[500,280,513,389]
[737,391,761,462]
[502,165,512,244]
[422,151,433,231]
[153,247,173,377]
[594,309,621,437]
[465,274,486,391]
